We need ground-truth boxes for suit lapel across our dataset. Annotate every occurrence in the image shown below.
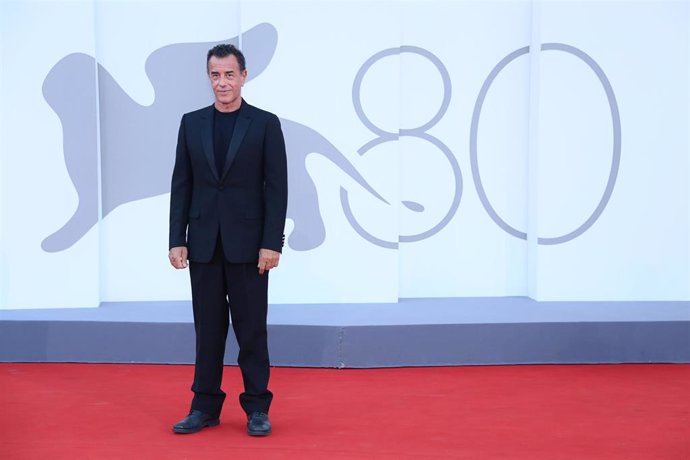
[200,105,220,181]
[220,100,252,181]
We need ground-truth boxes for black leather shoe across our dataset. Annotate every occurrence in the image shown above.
[247,412,272,436]
[172,410,220,434]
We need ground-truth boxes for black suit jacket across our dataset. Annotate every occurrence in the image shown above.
[169,99,288,263]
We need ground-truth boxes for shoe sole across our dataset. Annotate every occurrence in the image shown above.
[172,419,220,434]
[247,428,272,437]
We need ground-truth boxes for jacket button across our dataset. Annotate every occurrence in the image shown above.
[218,185,223,191]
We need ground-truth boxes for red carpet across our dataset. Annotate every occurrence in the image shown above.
[1,363,688,459]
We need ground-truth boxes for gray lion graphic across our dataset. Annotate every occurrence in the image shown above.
[42,23,386,253]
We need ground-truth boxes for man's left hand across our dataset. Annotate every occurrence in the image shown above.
[258,248,281,275]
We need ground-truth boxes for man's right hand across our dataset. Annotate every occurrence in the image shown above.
[169,246,188,269]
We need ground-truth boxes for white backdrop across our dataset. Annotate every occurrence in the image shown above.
[0,0,688,309]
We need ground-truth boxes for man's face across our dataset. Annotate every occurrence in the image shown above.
[208,54,247,109]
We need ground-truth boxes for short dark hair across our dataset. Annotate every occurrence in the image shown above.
[207,44,246,72]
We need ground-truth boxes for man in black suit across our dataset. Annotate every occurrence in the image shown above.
[168,44,287,436]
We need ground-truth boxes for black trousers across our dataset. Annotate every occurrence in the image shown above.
[188,236,272,417]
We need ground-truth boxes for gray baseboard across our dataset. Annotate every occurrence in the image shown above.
[1,298,688,367]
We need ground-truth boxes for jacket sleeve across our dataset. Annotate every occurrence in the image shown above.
[261,114,288,252]
[169,115,192,249]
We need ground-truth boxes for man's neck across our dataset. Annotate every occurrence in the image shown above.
[214,99,242,113]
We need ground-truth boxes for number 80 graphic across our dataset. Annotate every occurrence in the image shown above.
[340,43,621,248]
